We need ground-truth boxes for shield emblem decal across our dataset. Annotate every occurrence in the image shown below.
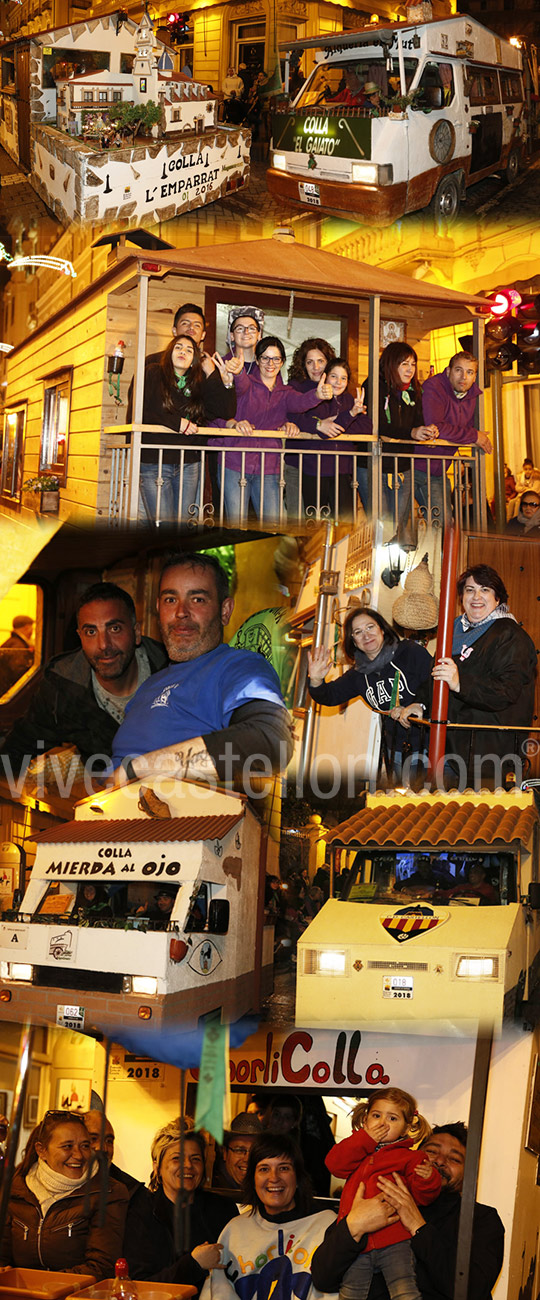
[380,905,448,943]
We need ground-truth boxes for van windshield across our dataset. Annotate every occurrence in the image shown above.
[339,850,516,906]
[297,57,418,109]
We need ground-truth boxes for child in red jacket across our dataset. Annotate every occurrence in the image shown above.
[326,1087,441,1300]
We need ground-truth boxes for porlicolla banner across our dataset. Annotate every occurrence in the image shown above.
[190,1028,395,1089]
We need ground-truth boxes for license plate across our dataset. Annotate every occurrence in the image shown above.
[57,1004,85,1029]
[299,182,321,205]
[382,975,413,1000]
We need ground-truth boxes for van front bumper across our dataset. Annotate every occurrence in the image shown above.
[267,167,407,224]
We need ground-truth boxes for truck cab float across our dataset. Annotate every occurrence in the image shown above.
[269,13,528,223]
[296,787,540,1033]
[0,777,272,1032]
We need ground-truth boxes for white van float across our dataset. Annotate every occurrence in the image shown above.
[269,13,528,222]
[296,788,540,1033]
[0,778,272,1032]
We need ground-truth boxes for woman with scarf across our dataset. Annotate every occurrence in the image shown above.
[0,1111,128,1278]
[397,564,537,787]
[308,607,431,779]
[363,343,438,523]
[507,490,540,536]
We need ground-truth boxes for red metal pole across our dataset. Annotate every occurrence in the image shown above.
[428,520,460,787]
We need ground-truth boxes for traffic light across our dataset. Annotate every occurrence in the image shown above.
[484,289,521,372]
[166,11,190,43]
[483,288,540,375]
[515,295,540,375]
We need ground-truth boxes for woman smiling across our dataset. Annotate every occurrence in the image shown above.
[123,1130,236,1292]
[0,1111,128,1278]
[201,1135,338,1300]
[126,334,236,524]
[308,607,431,777]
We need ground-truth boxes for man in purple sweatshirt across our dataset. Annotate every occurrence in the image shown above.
[416,352,492,522]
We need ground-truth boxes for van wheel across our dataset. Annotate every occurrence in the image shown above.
[431,174,461,222]
[504,148,520,184]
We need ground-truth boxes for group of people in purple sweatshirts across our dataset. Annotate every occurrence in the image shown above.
[134,299,491,525]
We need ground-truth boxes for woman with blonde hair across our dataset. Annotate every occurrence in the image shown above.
[123,1129,236,1292]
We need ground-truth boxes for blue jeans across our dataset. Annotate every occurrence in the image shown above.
[139,460,200,525]
[384,470,412,527]
[221,466,282,525]
[341,1240,421,1300]
[284,462,304,519]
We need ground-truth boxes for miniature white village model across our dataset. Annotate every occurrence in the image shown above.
[0,10,250,225]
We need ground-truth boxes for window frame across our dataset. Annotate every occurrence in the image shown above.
[39,368,73,484]
[0,403,27,504]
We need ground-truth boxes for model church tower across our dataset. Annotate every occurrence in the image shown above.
[132,9,159,103]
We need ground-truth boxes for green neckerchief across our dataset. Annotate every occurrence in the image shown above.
[384,384,415,422]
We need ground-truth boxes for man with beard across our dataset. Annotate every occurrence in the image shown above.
[0,583,167,784]
[311,1123,504,1300]
[111,551,293,787]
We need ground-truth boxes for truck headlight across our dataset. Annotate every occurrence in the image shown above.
[0,962,34,981]
[455,956,499,979]
[352,162,393,185]
[273,153,287,170]
[352,162,378,184]
[302,948,347,975]
[132,976,158,996]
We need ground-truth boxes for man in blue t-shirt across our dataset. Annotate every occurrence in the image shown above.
[112,552,293,788]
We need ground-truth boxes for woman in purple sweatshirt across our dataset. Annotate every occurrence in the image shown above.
[210,336,331,525]
[300,358,371,520]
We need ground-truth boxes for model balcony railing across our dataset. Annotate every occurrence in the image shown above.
[104,425,487,532]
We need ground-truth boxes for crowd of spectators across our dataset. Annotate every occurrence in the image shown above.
[0,1096,504,1300]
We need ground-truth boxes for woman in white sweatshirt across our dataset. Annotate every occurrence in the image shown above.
[201,1133,338,1300]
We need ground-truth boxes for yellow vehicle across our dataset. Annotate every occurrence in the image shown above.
[296,787,540,1033]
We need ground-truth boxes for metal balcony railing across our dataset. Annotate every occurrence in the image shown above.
[104,425,487,532]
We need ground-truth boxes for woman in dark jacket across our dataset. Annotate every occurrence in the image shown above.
[363,343,437,524]
[123,1130,237,1293]
[0,1111,128,1278]
[308,605,431,780]
[506,490,540,535]
[127,336,236,524]
[397,564,538,789]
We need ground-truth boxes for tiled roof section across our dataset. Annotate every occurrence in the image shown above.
[325,801,538,848]
[30,815,243,845]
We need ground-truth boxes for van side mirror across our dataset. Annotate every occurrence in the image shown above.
[208,898,230,933]
[528,882,540,910]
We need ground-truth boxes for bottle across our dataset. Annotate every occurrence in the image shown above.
[112,1259,139,1300]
